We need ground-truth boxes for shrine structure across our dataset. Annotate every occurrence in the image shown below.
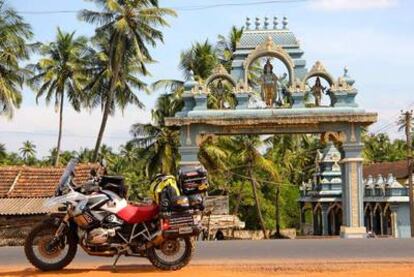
[165,16,377,238]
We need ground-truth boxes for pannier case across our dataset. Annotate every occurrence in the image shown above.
[178,166,209,195]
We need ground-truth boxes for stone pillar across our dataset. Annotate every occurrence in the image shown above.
[390,204,399,238]
[291,92,305,108]
[369,211,374,232]
[179,125,201,169]
[235,92,250,109]
[321,203,329,236]
[340,143,367,238]
[312,206,319,235]
[194,94,207,110]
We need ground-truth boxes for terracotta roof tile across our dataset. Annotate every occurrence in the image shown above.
[0,168,20,197]
[1,163,99,198]
[363,160,412,179]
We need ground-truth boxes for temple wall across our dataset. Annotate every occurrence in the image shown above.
[396,203,410,238]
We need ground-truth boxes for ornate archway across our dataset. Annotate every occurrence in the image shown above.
[243,36,295,86]
[205,64,237,88]
[302,61,335,87]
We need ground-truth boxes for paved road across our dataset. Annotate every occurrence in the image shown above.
[2,239,414,267]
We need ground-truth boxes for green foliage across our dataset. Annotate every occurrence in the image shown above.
[0,1,33,118]
[363,133,406,163]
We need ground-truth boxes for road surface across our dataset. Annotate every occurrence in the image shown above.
[1,239,414,276]
[2,238,414,265]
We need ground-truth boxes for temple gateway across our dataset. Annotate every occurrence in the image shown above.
[165,16,378,238]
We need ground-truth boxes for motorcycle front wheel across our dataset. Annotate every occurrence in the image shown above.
[24,220,77,271]
[147,237,194,270]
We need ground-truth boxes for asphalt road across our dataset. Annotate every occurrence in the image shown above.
[2,239,414,267]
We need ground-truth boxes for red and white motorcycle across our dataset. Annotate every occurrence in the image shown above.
[24,159,205,271]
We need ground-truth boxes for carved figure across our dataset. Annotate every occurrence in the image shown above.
[260,59,280,107]
[216,80,225,109]
[310,77,326,106]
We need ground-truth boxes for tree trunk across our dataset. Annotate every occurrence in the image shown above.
[92,92,113,162]
[275,185,280,237]
[233,184,244,216]
[54,92,64,167]
[92,61,122,161]
[247,165,268,239]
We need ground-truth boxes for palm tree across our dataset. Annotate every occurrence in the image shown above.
[0,143,6,162]
[27,28,89,166]
[224,135,279,239]
[180,40,218,80]
[79,0,176,161]
[19,140,36,163]
[130,93,181,177]
[0,1,33,118]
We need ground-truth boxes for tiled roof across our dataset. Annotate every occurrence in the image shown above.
[0,197,56,215]
[238,30,299,49]
[0,163,99,198]
[364,160,411,180]
[0,168,20,197]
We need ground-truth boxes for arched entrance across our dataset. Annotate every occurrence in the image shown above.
[165,17,377,238]
[328,203,342,235]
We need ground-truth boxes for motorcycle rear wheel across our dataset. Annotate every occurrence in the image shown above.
[24,220,77,271]
[147,237,194,271]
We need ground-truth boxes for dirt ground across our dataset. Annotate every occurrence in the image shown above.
[1,261,414,277]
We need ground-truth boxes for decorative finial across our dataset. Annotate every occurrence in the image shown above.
[264,16,269,29]
[282,16,288,29]
[273,16,278,29]
[184,70,198,92]
[246,17,251,30]
[255,17,260,30]
[343,66,355,86]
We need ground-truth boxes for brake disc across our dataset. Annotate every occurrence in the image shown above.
[160,239,181,256]
[37,235,62,259]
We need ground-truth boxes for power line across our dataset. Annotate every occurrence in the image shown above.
[16,0,309,14]
[0,130,131,140]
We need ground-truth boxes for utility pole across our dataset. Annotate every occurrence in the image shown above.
[402,110,414,237]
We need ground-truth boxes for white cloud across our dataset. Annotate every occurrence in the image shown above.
[310,0,397,11]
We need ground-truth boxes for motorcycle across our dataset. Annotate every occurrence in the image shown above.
[24,159,206,271]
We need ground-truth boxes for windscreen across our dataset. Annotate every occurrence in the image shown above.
[57,158,78,193]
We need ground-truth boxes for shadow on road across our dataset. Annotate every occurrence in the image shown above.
[0,265,165,276]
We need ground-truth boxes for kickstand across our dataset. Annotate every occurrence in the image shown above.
[112,253,122,272]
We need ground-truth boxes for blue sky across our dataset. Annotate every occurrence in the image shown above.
[1,0,413,157]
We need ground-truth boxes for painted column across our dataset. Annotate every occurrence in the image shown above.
[369,211,374,232]
[178,125,201,169]
[321,203,329,236]
[390,204,399,238]
[340,142,367,238]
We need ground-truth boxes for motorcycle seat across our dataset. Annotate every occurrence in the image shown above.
[117,203,159,224]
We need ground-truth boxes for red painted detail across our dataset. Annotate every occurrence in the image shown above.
[117,203,159,224]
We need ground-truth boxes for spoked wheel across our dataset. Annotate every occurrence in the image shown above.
[24,220,77,271]
[147,237,194,271]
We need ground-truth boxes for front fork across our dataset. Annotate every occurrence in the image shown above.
[46,213,70,251]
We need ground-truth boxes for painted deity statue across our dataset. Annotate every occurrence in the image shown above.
[310,77,326,106]
[260,59,283,107]
[216,79,225,109]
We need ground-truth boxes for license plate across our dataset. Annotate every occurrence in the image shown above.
[178,226,193,234]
